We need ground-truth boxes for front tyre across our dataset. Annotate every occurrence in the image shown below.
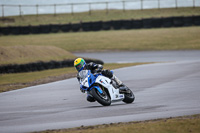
[90,87,111,106]
[123,89,135,104]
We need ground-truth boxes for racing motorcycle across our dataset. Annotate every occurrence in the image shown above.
[79,69,135,106]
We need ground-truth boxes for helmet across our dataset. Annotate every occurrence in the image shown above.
[74,58,86,72]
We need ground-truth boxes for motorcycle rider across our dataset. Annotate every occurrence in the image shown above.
[74,58,127,102]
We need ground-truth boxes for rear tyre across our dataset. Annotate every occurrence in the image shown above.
[90,87,111,106]
[123,89,135,104]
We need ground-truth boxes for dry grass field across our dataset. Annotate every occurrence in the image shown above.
[0,45,76,65]
[38,114,200,133]
[1,7,200,27]
[1,27,200,54]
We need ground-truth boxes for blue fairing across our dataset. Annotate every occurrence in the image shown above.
[90,86,103,94]
[80,84,87,91]
[80,70,104,94]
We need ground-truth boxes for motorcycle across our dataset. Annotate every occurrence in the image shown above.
[79,69,135,106]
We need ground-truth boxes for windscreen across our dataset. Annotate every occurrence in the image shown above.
[78,70,88,81]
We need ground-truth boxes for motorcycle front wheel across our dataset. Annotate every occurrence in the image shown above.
[90,87,111,106]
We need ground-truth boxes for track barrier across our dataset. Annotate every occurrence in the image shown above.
[194,16,200,25]
[82,22,92,31]
[1,15,200,35]
[91,21,102,31]
[60,24,71,32]
[51,24,60,33]
[102,21,112,30]
[162,17,173,27]
[112,20,122,30]
[173,16,184,27]
[30,26,40,34]
[0,59,104,74]
[183,16,193,26]
[40,25,51,33]
[122,20,133,29]
[132,20,143,29]
[71,23,81,32]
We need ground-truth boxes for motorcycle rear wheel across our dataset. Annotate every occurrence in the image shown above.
[122,89,135,104]
[90,88,111,106]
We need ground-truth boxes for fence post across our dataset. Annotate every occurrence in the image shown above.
[106,2,109,14]
[19,5,22,17]
[193,0,195,8]
[36,5,39,16]
[71,4,74,15]
[1,5,4,17]
[175,0,178,9]
[89,3,91,15]
[158,0,160,9]
[54,4,56,16]
[123,1,125,12]
[141,0,143,10]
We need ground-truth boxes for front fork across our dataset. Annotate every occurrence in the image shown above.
[89,85,103,94]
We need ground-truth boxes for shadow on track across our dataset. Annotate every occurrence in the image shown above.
[84,102,135,108]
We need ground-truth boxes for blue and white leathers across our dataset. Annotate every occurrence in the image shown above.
[79,70,125,103]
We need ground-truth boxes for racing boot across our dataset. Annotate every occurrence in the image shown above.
[112,75,123,86]
[112,75,129,93]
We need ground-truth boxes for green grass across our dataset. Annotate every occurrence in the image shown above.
[1,7,200,27]
[38,114,200,133]
[1,27,200,53]
[0,63,149,92]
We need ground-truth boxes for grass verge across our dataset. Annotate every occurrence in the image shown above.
[0,45,77,65]
[35,114,200,133]
[0,62,149,93]
[1,7,200,27]
[1,27,200,53]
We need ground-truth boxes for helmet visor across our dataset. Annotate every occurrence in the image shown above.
[75,64,83,71]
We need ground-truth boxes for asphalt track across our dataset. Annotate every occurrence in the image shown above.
[74,50,200,63]
[1,60,200,132]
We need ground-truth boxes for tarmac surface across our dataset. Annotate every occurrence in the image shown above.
[74,50,200,63]
[0,51,200,133]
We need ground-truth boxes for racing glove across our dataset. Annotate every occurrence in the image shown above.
[87,62,103,73]
[102,69,113,79]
